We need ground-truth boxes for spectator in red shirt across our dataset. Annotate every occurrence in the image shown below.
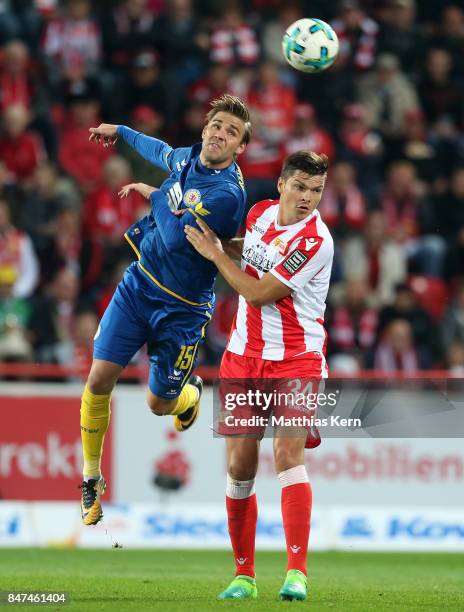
[341,210,407,307]
[83,155,146,243]
[284,103,336,161]
[337,102,384,194]
[188,63,231,113]
[248,60,296,142]
[380,160,421,243]
[0,39,57,161]
[238,128,283,208]
[373,318,420,372]
[0,104,45,186]
[333,0,379,72]
[59,83,111,192]
[318,161,366,239]
[210,1,259,67]
[42,0,101,81]
[0,40,34,112]
[328,278,378,368]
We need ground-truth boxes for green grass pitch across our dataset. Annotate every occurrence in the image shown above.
[0,549,463,611]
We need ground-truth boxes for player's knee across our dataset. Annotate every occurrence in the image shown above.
[87,369,116,395]
[147,393,173,416]
[228,455,258,481]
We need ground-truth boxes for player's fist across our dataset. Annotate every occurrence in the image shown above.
[89,124,119,147]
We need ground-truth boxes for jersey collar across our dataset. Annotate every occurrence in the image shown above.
[196,150,233,175]
[273,207,318,231]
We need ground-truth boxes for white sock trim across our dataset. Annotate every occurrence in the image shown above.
[278,465,309,488]
[226,473,255,499]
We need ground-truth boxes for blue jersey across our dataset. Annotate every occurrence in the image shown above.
[118,126,246,305]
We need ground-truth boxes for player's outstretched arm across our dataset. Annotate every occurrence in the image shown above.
[185,219,291,307]
[119,183,159,200]
[115,126,173,171]
[89,123,173,171]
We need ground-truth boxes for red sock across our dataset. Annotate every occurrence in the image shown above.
[281,482,312,575]
[226,494,257,578]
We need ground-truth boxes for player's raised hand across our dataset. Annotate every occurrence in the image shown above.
[89,124,119,147]
[184,217,223,261]
[118,183,138,198]
[118,182,159,200]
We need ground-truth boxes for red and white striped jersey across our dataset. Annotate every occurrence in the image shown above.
[227,198,334,362]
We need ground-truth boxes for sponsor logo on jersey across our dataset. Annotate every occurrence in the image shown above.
[251,223,265,234]
[184,189,201,206]
[242,245,274,273]
[281,249,308,274]
[176,158,187,171]
[192,202,210,216]
[305,237,318,250]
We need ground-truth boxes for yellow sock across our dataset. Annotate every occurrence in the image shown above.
[169,383,199,416]
[80,385,111,478]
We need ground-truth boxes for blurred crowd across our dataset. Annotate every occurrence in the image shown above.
[1,0,464,376]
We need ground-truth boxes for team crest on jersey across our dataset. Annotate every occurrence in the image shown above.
[184,189,201,206]
[271,237,288,255]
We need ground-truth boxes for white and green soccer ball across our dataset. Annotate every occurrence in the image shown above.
[282,18,339,73]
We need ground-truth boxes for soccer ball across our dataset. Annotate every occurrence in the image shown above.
[282,18,339,73]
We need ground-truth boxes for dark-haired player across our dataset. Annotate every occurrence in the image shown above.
[185,151,333,601]
[79,95,251,526]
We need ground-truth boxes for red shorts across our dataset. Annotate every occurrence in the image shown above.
[215,351,325,448]
[219,350,326,379]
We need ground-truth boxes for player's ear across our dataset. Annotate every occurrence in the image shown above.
[235,142,247,157]
[277,177,284,194]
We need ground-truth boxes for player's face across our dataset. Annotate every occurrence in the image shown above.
[201,112,247,168]
[277,171,326,224]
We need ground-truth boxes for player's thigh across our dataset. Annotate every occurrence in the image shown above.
[146,305,211,400]
[93,283,147,368]
[226,436,261,480]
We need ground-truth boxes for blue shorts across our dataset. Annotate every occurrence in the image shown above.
[93,262,213,398]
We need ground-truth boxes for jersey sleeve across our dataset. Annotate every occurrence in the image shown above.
[270,235,334,290]
[200,188,244,238]
[117,126,173,171]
